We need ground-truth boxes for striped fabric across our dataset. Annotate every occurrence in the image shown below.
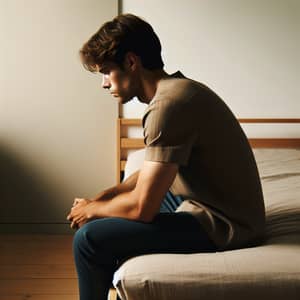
[159,191,183,213]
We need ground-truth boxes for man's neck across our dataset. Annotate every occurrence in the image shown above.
[137,69,170,104]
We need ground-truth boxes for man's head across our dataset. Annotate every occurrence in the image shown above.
[79,14,164,72]
[79,14,165,104]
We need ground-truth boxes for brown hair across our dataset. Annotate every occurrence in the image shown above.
[79,14,164,72]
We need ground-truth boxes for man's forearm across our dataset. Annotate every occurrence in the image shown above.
[91,186,117,201]
[87,189,143,221]
[91,170,140,201]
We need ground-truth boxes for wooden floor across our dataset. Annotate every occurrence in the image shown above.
[0,234,117,300]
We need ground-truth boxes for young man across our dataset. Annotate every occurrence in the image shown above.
[67,14,265,300]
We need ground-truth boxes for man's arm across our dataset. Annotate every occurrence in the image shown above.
[67,161,178,227]
[91,170,140,201]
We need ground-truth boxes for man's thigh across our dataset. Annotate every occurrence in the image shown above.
[80,212,216,261]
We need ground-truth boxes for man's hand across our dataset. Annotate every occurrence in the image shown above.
[67,198,93,229]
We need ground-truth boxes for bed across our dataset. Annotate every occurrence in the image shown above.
[110,118,300,300]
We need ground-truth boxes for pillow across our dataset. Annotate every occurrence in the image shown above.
[123,149,145,180]
[253,148,300,238]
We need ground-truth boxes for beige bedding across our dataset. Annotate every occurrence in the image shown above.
[113,149,300,300]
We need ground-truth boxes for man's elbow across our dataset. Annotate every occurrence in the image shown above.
[137,210,155,223]
[129,191,157,223]
[134,203,156,223]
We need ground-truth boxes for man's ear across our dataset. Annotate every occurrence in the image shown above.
[124,52,140,71]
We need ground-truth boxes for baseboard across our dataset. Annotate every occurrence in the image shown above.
[0,223,74,234]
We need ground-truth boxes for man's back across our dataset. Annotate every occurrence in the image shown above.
[143,72,266,250]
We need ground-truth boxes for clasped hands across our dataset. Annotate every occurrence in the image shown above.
[67,198,93,229]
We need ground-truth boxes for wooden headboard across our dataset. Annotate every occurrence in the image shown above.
[116,118,300,183]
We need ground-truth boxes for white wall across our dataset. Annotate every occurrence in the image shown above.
[121,0,300,137]
[0,0,118,232]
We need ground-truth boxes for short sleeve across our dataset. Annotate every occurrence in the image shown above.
[142,97,196,166]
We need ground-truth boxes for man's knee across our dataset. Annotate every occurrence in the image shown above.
[72,218,118,256]
[73,223,90,256]
[72,221,103,259]
[73,219,121,267]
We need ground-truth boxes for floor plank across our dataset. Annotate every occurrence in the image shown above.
[0,295,77,300]
[0,235,117,300]
[0,264,76,279]
[0,235,77,299]
[0,234,74,265]
[0,279,77,294]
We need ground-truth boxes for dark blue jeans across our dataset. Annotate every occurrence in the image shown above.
[73,191,216,300]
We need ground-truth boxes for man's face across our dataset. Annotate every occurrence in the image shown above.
[99,62,136,104]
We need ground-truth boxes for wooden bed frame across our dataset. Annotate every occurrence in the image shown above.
[116,118,300,183]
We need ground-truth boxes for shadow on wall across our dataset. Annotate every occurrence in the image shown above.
[0,143,69,231]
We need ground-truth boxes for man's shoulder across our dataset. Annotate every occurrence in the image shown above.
[161,76,201,92]
[149,78,195,109]
[142,79,201,131]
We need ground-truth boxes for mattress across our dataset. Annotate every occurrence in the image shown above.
[113,148,300,300]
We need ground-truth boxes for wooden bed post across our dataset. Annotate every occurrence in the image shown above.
[116,118,121,184]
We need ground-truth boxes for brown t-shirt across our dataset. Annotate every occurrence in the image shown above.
[142,71,266,250]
